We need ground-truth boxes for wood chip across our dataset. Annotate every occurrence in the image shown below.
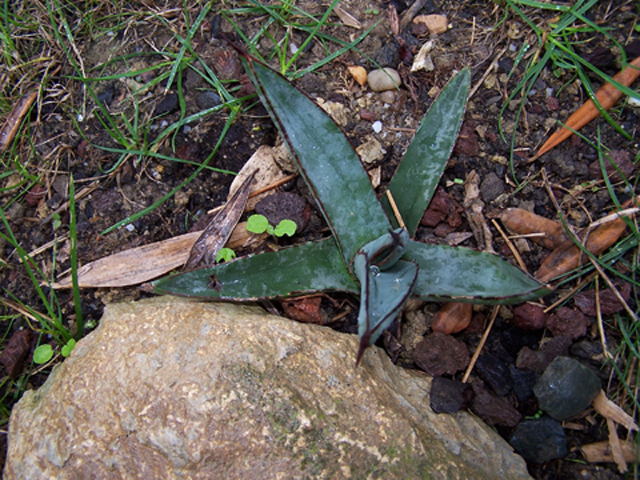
[0,91,38,153]
[593,390,638,432]
[581,440,639,464]
[334,5,361,29]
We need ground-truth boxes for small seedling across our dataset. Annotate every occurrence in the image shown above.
[52,212,62,230]
[215,248,237,263]
[61,338,76,357]
[246,214,297,238]
[33,344,54,364]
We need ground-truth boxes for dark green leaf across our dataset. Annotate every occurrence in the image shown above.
[244,59,391,265]
[382,69,470,236]
[404,240,550,303]
[153,238,359,299]
[353,230,417,364]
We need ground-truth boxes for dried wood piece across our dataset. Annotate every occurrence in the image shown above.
[581,441,639,464]
[52,222,266,289]
[593,390,639,433]
[184,171,255,271]
[0,90,38,153]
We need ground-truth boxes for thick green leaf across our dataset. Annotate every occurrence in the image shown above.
[404,240,550,303]
[244,59,391,265]
[382,69,470,236]
[152,238,359,300]
[353,230,417,364]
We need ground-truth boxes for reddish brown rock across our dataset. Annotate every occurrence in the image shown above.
[471,388,522,428]
[414,332,470,376]
[546,307,591,340]
[574,283,631,317]
[0,330,32,379]
[511,303,548,330]
[516,336,572,374]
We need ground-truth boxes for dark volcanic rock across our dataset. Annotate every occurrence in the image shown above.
[533,356,601,421]
[475,354,512,397]
[510,416,568,463]
[430,377,474,414]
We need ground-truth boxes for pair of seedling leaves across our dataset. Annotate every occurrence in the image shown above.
[154,54,550,364]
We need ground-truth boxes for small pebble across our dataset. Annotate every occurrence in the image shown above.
[154,94,178,116]
[367,68,401,92]
[413,14,448,35]
[372,121,383,133]
[533,356,601,421]
[510,417,568,463]
[196,91,223,110]
[379,90,397,104]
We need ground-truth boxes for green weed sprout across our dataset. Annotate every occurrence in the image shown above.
[215,248,237,263]
[246,214,297,238]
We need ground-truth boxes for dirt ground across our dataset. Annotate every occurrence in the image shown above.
[1,0,639,477]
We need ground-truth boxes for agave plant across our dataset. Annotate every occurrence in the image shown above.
[153,54,550,363]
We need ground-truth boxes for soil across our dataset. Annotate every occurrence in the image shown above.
[1,0,639,478]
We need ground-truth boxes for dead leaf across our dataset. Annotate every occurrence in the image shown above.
[334,5,361,29]
[535,217,628,283]
[228,145,291,211]
[0,90,38,153]
[431,302,472,334]
[536,55,640,158]
[184,171,256,271]
[52,221,266,289]
[499,208,569,250]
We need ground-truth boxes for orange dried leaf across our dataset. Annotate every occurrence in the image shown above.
[499,208,569,250]
[431,302,472,334]
[348,66,367,87]
[536,55,640,158]
[535,218,628,283]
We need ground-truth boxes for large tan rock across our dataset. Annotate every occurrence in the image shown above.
[5,296,531,479]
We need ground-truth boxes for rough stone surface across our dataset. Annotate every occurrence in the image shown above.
[533,356,601,421]
[5,297,532,480]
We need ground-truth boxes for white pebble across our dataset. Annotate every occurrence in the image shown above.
[368,68,401,92]
[372,121,382,133]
